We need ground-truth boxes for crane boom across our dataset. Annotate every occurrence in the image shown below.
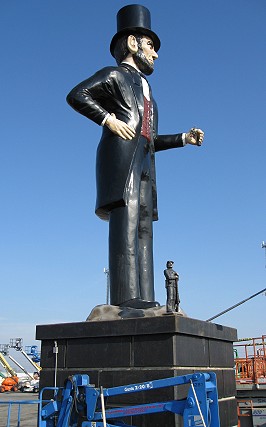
[8,355,33,379]
[19,349,41,372]
[9,338,41,372]
[0,353,17,377]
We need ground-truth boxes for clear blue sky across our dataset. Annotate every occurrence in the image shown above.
[1,0,266,362]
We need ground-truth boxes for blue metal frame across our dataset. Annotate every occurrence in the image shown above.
[39,372,220,427]
[0,398,40,427]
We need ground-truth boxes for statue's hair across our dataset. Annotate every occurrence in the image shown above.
[113,33,143,65]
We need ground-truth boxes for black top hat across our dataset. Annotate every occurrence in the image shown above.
[110,4,161,57]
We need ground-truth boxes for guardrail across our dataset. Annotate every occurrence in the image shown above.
[0,398,40,427]
[0,387,61,427]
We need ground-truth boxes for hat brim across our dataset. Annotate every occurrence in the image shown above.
[110,27,161,57]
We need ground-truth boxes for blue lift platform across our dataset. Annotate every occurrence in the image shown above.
[38,372,220,427]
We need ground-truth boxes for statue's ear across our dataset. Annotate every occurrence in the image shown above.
[127,35,138,54]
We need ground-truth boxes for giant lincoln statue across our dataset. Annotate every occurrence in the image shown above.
[66,4,204,309]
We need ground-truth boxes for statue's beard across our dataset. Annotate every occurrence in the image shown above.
[133,48,154,75]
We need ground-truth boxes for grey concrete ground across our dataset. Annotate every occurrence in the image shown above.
[0,392,39,427]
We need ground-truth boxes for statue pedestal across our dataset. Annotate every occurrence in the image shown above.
[36,315,238,427]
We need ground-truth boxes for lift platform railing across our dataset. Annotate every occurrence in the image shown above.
[0,398,40,427]
[234,335,266,384]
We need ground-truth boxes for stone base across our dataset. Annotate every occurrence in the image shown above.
[36,314,238,427]
[86,304,187,320]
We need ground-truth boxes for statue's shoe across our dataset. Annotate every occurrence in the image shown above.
[119,298,160,309]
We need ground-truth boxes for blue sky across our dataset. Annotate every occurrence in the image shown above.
[1,0,266,365]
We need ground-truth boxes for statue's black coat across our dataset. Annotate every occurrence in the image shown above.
[67,64,183,221]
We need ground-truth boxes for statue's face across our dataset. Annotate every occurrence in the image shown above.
[133,36,158,75]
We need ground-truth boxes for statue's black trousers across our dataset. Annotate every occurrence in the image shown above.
[109,137,155,305]
[166,285,179,312]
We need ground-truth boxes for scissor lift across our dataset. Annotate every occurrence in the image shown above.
[39,372,220,427]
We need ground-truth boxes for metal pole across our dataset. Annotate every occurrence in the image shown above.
[53,341,58,393]
[262,241,266,268]
[104,268,110,305]
[100,386,107,427]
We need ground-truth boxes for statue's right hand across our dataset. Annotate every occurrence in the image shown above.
[105,113,136,140]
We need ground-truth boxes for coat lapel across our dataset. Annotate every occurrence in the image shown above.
[119,64,144,119]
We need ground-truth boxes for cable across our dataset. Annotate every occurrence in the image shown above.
[206,287,266,322]
[190,379,207,427]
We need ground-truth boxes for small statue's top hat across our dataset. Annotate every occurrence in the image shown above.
[110,4,161,57]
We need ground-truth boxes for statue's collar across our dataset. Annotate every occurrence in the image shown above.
[120,62,148,83]
[120,61,140,73]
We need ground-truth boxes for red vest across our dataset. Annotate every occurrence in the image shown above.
[141,96,151,142]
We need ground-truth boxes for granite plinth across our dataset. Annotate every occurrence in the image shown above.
[36,315,238,427]
[86,304,187,320]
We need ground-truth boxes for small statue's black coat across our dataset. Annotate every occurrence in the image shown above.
[67,64,183,222]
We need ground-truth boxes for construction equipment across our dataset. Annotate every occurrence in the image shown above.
[39,372,220,427]
[0,376,19,393]
[20,374,40,393]
[0,343,34,379]
[234,335,266,385]
[234,335,266,427]
[0,351,19,393]
[10,338,41,372]
[0,346,16,377]
[0,358,8,380]
[25,345,41,363]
